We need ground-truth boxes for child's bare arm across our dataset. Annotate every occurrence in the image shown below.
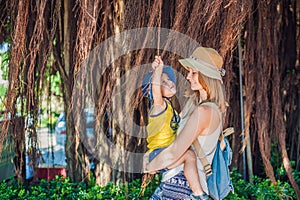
[151,56,165,115]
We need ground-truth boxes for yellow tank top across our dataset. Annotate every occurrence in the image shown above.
[147,102,178,152]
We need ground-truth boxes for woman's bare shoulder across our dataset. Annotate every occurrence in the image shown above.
[194,104,219,123]
[185,104,213,127]
[197,103,215,115]
[196,103,221,131]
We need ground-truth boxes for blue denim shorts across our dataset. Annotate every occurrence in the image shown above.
[149,148,167,173]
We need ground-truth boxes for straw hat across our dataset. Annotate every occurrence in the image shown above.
[178,47,225,82]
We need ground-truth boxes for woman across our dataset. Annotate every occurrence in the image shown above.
[145,47,227,200]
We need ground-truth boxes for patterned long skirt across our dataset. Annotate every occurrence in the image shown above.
[150,172,192,200]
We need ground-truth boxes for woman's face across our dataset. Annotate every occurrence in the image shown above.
[161,73,176,97]
[186,68,203,91]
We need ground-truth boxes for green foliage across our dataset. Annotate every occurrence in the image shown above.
[225,168,296,200]
[0,85,7,97]
[49,71,62,98]
[38,111,60,128]
[0,46,9,112]
[0,43,63,125]
[293,170,300,186]
[0,170,298,200]
[0,45,9,79]
[37,70,63,128]
[0,175,160,200]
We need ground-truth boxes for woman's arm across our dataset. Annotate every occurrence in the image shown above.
[145,105,215,172]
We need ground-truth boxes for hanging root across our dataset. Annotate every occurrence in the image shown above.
[138,173,155,197]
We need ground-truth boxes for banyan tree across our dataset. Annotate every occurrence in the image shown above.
[0,0,299,198]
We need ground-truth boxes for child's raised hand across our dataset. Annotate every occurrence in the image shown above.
[152,56,164,70]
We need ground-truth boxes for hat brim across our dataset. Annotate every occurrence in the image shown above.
[178,58,199,71]
[162,65,176,84]
[178,58,222,82]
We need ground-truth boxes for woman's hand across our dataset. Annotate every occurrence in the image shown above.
[144,166,157,174]
[152,55,164,70]
[145,169,157,175]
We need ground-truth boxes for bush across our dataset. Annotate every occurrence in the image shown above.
[225,168,296,200]
[0,170,298,199]
[0,175,160,200]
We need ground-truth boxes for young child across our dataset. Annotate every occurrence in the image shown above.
[142,56,209,199]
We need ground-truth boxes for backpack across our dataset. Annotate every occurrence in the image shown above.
[193,102,234,200]
[207,135,234,199]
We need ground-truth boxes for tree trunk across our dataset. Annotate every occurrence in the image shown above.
[1,0,29,153]
[243,2,256,182]
[284,0,300,172]
[275,0,300,197]
[61,0,89,182]
[93,0,128,185]
[12,117,25,181]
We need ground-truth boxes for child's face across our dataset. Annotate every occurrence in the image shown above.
[161,73,176,97]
